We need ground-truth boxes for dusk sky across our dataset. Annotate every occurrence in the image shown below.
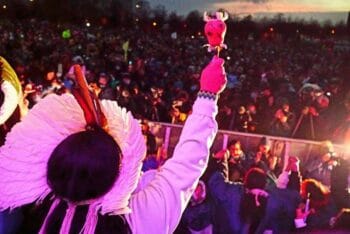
[148,0,350,23]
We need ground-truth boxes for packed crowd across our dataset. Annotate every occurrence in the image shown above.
[1,18,350,233]
[173,138,350,233]
[1,19,350,143]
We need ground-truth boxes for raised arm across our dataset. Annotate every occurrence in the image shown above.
[126,56,226,234]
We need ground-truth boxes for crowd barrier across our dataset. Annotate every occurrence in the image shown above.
[149,122,350,174]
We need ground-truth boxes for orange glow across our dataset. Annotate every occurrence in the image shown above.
[152,22,157,27]
[214,0,349,14]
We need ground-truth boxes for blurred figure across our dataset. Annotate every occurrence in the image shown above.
[67,56,86,78]
[246,103,258,133]
[256,85,274,133]
[270,99,295,137]
[208,166,269,233]
[234,106,251,132]
[333,91,350,144]
[247,137,281,187]
[257,156,302,233]
[304,141,335,187]
[97,73,116,100]
[141,119,159,172]
[180,181,213,234]
[299,179,337,230]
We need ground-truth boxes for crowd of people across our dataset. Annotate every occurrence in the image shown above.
[1,18,350,234]
[173,138,350,233]
[1,19,350,142]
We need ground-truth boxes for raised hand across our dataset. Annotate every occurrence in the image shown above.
[200,56,227,95]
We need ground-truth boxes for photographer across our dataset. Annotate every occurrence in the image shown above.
[293,83,330,140]
[270,99,295,137]
[304,141,336,187]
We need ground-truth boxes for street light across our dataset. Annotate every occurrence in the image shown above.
[2,5,7,9]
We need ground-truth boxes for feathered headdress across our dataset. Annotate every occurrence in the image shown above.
[0,65,146,233]
[0,56,23,125]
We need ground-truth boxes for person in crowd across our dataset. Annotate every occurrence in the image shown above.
[208,155,300,233]
[246,103,258,133]
[247,137,282,186]
[0,56,227,233]
[145,85,169,122]
[256,85,274,133]
[212,139,249,182]
[297,150,349,231]
[178,181,214,234]
[233,106,252,132]
[256,156,302,233]
[299,178,338,230]
[304,141,335,187]
[329,154,350,211]
[332,91,350,144]
[270,99,295,137]
[67,56,86,78]
[41,68,66,97]
[97,72,116,101]
[141,119,160,172]
[208,166,264,233]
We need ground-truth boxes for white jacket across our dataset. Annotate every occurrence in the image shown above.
[125,98,218,234]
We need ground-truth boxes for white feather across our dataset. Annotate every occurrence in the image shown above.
[0,94,146,215]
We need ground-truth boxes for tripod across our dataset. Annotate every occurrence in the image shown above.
[291,106,316,139]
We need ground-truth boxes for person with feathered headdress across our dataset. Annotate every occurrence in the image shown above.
[0,54,226,233]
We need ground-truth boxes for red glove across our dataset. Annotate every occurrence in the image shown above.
[200,56,226,94]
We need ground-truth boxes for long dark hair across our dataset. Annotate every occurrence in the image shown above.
[47,126,121,202]
[44,126,130,233]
